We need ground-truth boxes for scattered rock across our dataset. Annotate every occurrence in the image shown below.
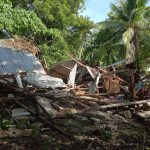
[8,128,32,137]
[141,102,150,111]
[82,110,111,122]
[73,115,90,124]
[113,114,128,123]
[136,111,150,122]
[12,108,30,117]
[107,123,118,131]
[90,118,101,124]
[0,130,9,138]
[130,108,135,114]
[0,128,32,138]
[123,110,132,119]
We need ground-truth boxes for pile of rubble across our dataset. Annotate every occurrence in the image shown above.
[0,57,150,127]
[0,53,150,149]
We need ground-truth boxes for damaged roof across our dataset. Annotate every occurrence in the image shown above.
[0,46,45,75]
[49,60,76,79]
[0,38,40,55]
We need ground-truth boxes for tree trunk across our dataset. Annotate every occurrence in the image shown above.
[133,27,140,70]
[111,50,116,63]
[129,73,135,101]
[106,49,110,65]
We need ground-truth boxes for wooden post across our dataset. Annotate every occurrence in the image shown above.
[130,73,135,101]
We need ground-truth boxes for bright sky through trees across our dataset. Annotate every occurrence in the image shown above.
[81,0,150,23]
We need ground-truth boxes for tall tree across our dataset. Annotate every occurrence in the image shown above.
[0,0,48,37]
[67,16,94,59]
[87,0,150,69]
[1,0,94,66]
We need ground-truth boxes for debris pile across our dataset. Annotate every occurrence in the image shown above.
[0,70,150,149]
[0,47,150,149]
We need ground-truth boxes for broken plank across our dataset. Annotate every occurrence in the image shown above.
[72,98,88,109]
[100,100,150,109]
[51,101,64,111]
[35,96,57,117]
[0,97,29,102]
[71,96,110,105]
[16,101,74,139]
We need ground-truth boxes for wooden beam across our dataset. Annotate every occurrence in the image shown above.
[50,69,67,78]
[99,99,150,109]
[130,74,135,101]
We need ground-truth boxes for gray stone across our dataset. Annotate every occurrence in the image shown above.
[136,111,150,122]
[113,114,128,123]
[83,110,111,122]
[73,115,90,124]
[107,123,118,131]
[123,110,132,119]
[12,108,30,117]
[90,118,101,123]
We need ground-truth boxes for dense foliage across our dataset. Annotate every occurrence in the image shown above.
[0,0,149,69]
[85,0,150,69]
[0,0,93,66]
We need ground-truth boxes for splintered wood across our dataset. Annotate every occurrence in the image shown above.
[0,56,150,144]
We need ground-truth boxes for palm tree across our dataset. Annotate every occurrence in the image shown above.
[87,0,150,69]
[84,22,126,66]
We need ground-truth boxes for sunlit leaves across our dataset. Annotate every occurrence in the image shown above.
[0,1,48,36]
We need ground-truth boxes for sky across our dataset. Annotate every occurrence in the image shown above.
[80,0,150,23]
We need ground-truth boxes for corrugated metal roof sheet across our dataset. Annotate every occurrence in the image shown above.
[0,46,45,75]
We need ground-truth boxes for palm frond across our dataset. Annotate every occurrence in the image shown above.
[132,6,148,29]
[110,3,128,21]
[95,26,125,47]
[101,20,125,29]
[126,0,136,15]
[136,0,148,8]
[123,27,134,46]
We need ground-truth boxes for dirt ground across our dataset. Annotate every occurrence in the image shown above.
[0,113,150,150]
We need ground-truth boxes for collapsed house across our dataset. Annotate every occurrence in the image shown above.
[0,39,45,75]
[49,58,129,98]
[49,55,150,101]
[0,39,150,146]
[0,38,65,89]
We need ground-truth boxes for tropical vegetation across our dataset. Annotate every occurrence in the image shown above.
[85,0,150,69]
[0,0,149,69]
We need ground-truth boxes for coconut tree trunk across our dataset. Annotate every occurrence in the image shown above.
[133,27,140,70]
[106,49,110,65]
[111,50,116,63]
